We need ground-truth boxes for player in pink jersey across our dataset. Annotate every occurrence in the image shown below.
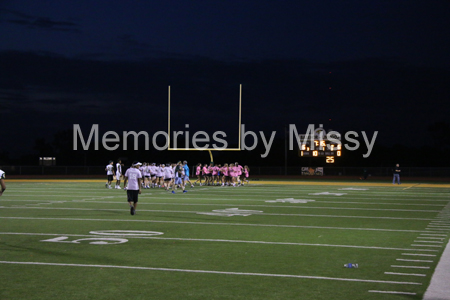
[234,164,241,186]
[220,163,229,186]
[210,164,216,184]
[229,163,237,187]
[235,162,244,185]
[244,165,250,184]
[215,164,222,185]
[207,163,216,185]
[226,163,233,186]
[194,163,202,186]
[202,164,211,185]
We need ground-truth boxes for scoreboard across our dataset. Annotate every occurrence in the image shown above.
[298,128,342,163]
[299,140,341,163]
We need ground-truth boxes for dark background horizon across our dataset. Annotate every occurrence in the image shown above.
[1,1,450,167]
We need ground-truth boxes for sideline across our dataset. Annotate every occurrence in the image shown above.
[423,237,450,300]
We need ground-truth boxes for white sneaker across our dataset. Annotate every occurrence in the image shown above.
[116,186,121,189]
[108,185,112,189]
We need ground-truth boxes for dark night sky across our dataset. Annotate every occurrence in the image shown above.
[1,0,450,164]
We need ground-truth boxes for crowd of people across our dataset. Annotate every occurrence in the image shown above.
[105,160,250,215]
[193,162,250,187]
[105,160,250,191]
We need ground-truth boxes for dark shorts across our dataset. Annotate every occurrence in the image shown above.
[164,178,171,182]
[127,190,139,203]
[145,175,150,178]
[107,175,113,181]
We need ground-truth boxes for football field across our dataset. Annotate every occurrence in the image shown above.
[1,180,449,299]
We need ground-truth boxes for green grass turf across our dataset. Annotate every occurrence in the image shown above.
[1,181,449,299]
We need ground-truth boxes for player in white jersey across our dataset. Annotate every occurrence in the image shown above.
[162,164,174,190]
[105,161,114,189]
[115,159,123,189]
[148,163,157,188]
[142,162,150,189]
[155,164,164,188]
[0,168,6,196]
[123,162,142,215]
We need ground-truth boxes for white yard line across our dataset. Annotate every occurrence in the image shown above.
[0,261,422,285]
[0,206,437,221]
[401,253,436,257]
[7,186,450,195]
[413,241,444,244]
[384,272,426,277]
[420,234,447,237]
[3,198,446,208]
[8,191,450,202]
[410,244,442,248]
[2,199,443,213]
[368,290,416,295]
[390,265,430,269]
[396,259,433,263]
[0,216,439,234]
[0,232,438,252]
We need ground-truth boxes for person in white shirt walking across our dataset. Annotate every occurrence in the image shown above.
[123,161,142,215]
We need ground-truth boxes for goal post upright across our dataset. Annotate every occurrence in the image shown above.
[168,85,171,149]
[238,83,242,150]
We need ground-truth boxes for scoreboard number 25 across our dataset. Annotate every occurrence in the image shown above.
[326,156,334,163]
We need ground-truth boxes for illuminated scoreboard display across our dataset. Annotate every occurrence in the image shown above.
[300,140,342,163]
[298,128,342,163]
